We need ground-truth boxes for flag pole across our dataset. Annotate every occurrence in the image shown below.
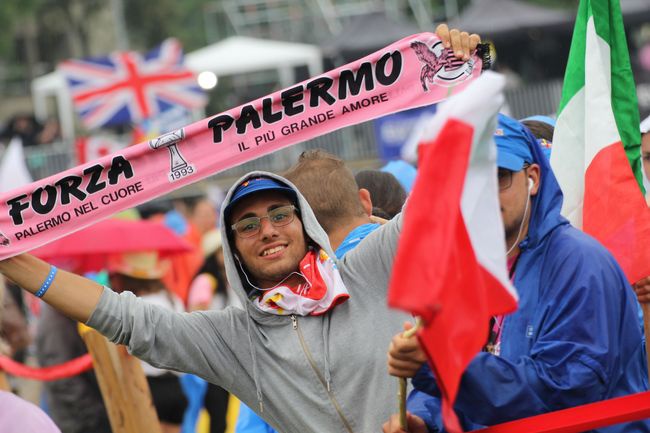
[399,317,423,430]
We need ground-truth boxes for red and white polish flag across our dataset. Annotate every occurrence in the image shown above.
[388,71,518,433]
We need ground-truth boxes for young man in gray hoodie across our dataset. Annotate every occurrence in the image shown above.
[0,26,479,433]
[0,172,407,433]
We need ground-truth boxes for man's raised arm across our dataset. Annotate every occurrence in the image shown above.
[0,254,103,323]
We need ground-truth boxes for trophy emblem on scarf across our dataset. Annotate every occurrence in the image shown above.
[149,129,196,182]
[0,231,10,247]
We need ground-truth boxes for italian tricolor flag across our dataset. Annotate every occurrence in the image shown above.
[552,0,650,283]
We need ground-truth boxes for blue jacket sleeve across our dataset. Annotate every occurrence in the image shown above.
[407,387,441,433]
[410,367,485,432]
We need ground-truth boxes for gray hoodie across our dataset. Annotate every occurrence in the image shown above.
[87,171,410,433]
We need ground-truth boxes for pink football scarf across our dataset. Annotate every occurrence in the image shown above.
[0,33,484,260]
[255,248,349,316]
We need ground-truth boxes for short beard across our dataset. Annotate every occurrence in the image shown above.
[504,217,524,246]
[245,253,307,289]
[252,266,295,287]
[504,203,530,251]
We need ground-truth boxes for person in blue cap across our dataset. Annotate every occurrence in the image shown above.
[380,160,417,194]
[0,169,410,433]
[234,148,386,433]
[383,114,649,433]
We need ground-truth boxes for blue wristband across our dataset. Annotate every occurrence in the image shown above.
[35,265,58,298]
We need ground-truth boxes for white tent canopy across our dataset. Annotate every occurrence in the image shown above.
[31,36,324,140]
[185,36,323,80]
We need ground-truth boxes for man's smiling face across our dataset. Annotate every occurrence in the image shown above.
[230,191,307,289]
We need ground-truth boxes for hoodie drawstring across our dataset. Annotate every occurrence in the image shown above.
[322,313,332,392]
[245,305,264,413]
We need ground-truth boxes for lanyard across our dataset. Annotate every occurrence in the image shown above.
[485,254,520,355]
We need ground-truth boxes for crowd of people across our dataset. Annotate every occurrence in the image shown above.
[0,113,60,147]
[0,24,650,433]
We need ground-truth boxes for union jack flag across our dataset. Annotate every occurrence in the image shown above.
[58,38,207,130]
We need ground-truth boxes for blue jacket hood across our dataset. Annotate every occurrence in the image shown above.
[496,113,569,251]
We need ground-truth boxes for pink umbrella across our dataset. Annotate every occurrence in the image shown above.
[32,218,193,273]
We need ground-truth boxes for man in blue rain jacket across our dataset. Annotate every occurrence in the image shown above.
[384,114,650,433]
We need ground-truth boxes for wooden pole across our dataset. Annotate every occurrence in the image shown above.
[78,323,162,433]
[0,371,10,391]
[399,318,422,431]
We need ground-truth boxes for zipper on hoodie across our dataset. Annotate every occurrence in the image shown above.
[291,315,354,433]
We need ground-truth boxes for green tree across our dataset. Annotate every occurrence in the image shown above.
[44,0,105,56]
[123,0,209,52]
[1,0,105,73]
[0,0,41,59]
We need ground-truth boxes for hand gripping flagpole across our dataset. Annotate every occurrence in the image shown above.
[399,317,423,430]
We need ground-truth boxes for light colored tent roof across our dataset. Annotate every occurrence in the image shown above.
[185,36,322,77]
[31,36,323,140]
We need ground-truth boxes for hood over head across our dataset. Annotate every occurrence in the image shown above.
[495,113,568,249]
[220,171,335,313]
[219,171,338,414]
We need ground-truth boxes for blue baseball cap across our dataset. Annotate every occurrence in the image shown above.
[495,114,534,171]
[381,160,417,193]
[225,177,297,221]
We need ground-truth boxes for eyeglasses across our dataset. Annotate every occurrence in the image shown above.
[231,205,298,238]
[498,164,530,191]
